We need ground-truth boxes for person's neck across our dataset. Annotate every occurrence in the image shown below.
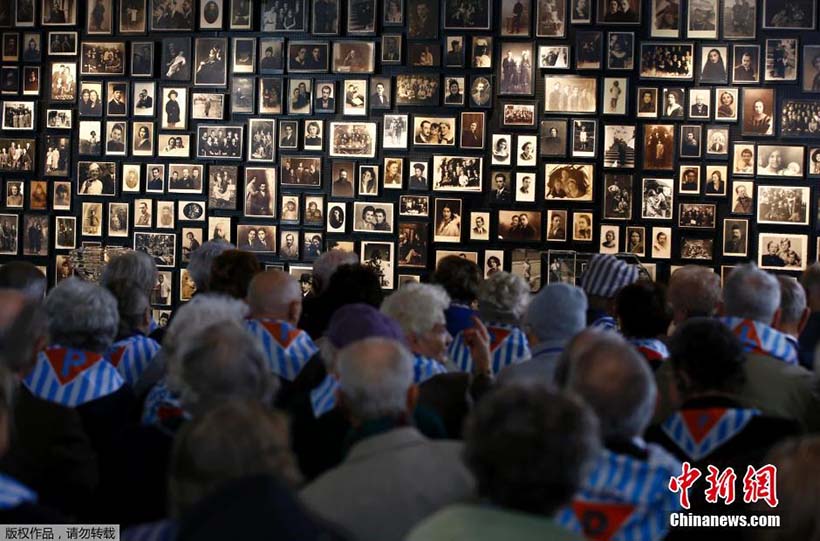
[252,311,294,325]
[775,322,801,339]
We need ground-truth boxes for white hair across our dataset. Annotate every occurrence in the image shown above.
[312,250,358,294]
[723,263,781,324]
[337,338,414,420]
[478,271,531,323]
[381,283,450,336]
[164,293,249,394]
[101,250,157,297]
[46,278,119,353]
[778,275,807,326]
[667,265,721,318]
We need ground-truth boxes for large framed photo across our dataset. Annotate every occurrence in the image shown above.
[194,38,228,86]
[498,210,542,242]
[765,39,798,82]
[332,41,376,73]
[598,0,641,23]
[537,0,568,36]
[134,231,177,268]
[780,100,820,136]
[757,145,804,176]
[261,0,307,31]
[413,116,456,147]
[544,164,594,200]
[43,0,78,25]
[499,42,534,95]
[722,0,755,38]
[757,185,809,225]
[651,0,681,37]
[196,124,243,159]
[329,122,376,158]
[353,201,395,234]
[543,75,597,113]
[120,0,148,33]
[759,233,807,270]
[443,0,491,29]
[501,0,534,36]
[678,203,716,229]
[79,42,126,76]
[741,88,775,136]
[641,178,674,219]
[639,43,695,79]
[687,0,718,38]
[431,156,483,191]
[763,0,815,28]
[642,124,675,170]
[151,0,194,30]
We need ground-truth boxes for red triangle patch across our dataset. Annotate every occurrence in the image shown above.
[46,348,103,385]
[733,320,763,354]
[681,408,728,444]
[572,500,636,541]
[260,320,302,348]
[108,346,126,368]
[488,327,511,353]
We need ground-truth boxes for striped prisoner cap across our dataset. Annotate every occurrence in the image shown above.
[580,254,639,298]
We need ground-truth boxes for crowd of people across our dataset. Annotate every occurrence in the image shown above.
[2,248,820,540]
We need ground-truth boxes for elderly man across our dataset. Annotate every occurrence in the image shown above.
[300,338,474,541]
[104,279,160,387]
[774,276,810,367]
[0,261,46,299]
[666,265,721,327]
[186,239,233,294]
[449,271,531,374]
[558,334,682,541]
[799,263,820,369]
[580,254,639,330]
[245,270,318,382]
[499,283,587,385]
[408,386,598,541]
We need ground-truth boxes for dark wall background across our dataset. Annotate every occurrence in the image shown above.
[0,0,818,311]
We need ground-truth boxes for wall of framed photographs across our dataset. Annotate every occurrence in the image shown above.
[1,0,819,309]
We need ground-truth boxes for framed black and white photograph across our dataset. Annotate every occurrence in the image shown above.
[651,0,681,37]
[497,210,540,242]
[413,116,456,147]
[193,38,228,86]
[22,215,47,256]
[538,45,570,69]
[409,43,440,67]
[722,219,748,256]
[231,38,256,74]
[167,164,204,194]
[22,66,40,96]
[230,0,253,29]
[400,194,429,216]
[741,87,775,136]
[361,241,394,289]
[369,77,390,109]
[408,161,429,191]
[641,177,674,219]
[469,211,490,241]
[288,78,313,115]
[636,87,658,118]
[395,74,440,106]
[85,0,113,34]
[134,231,177,267]
[353,201,395,234]
[544,164,594,200]
[303,120,323,151]
[809,147,820,176]
[732,44,760,83]
[803,46,820,92]
[763,0,815,29]
[680,238,713,260]
[515,172,536,202]
[602,174,633,220]
[55,216,76,250]
[600,224,620,253]
[243,168,276,217]
[313,81,336,114]
[649,227,671,259]
[661,87,685,118]
[43,0,78,25]
[105,82,128,116]
[431,198,462,242]
[687,0,718,38]
[358,165,378,196]
[498,0,532,36]
[44,135,70,177]
[280,155,322,186]
[680,125,702,158]
[312,0,340,33]
[332,41,376,73]
[5,181,23,208]
[279,230,299,259]
[132,122,153,156]
[208,165,238,209]
[304,194,324,226]
[758,233,807,270]
[704,164,727,195]
[499,42,534,95]
[765,39,798,82]
[642,124,675,170]
[679,165,701,194]
[196,125,243,159]
[501,103,534,128]
[161,87,187,129]
[128,42,154,77]
[347,0,377,33]
[150,0,194,30]
[288,41,329,72]
[200,0,224,29]
[237,224,276,253]
[430,156,482,191]
[326,202,346,233]
[278,121,298,149]
[535,0,566,36]
[329,122,376,158]
[77,161,116,196]
[79,42,126,76]
[122,164,141,193]
[757,145,804,176]
[780,99,820,136]
[1,101,34,130]
[689,88,711,119]
[444,37,464,67]
[189,92,222,120]
[572,212,593,242]
[698,46,729,84]
[108,202,129,238]
[257,78,283,115]
[639,43,695,79]
[157,134,190,158]
[248,119,276,162]
[230,77,255,114]
[382,34,403,64]
[722,0,755,38]
[625,226,645,256]
[441,77,465,106]
[608,32,634,70]
[145,164,165,193]
[714,87,738,122]
[132,82,156,117]
[598,0,641,24]
[757,185,809,225]
[570,0,592,23]
[469,75,492,108]
[571,120,596,158]
[120,0,148,33]
[679,203,716,228]
[545,210,568,242]
[543,75,597,113]
[259,38,284,73]
[47,109,72,129]
[383,158,403,190]
[443,0,490,29]
[576,31,602,69]
[602,125,636,168]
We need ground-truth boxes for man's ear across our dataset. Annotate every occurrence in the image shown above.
[771,307,782,329]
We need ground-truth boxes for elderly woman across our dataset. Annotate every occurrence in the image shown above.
[449,271,532,374]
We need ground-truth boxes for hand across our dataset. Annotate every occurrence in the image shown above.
[463,316,491,376]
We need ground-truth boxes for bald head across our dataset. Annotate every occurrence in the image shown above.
[247,270,303,324]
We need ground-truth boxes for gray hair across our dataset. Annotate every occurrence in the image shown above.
[801,263,820,305]
[667,265,721,319]
[478,271,531,324]
[163,293,249,394]
[101,250,157,297]
[381,283,450,336]
[174,320,275,417]
[723,263,781,324]
[312,250,358,295]
[564,334,657,440]
[337,338,414,420]
[0,291,47,375]
[45,278,119,353]
[187,240,233,291]
[169,399,301,518]
[0,261,46,300]
[778,276,807,326]
[104,280,150,338]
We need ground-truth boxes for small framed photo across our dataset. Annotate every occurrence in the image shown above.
[230,0,253,29]
[545,210,568,242]
[757,185,809,225]
[704,165,728,195]
[572,212,593,242]
[208,216,231,243]
[22,215,48,256]
[327,202,347,233]
[28,181,46,210]
[689,88,711,119]
[131,42,154,77]
[134,231,177,268]
[248,118,276,162]
[122,164,142,193]
[408,43,440,67]
[397,222,428,268]
[108,202,129,237]
[53,181,72,210]
[47,109,72,129]
[732,44,760,83]
[49,62,77,102]
[191,92,224,120]
[679,203,717,229]
[699,45,729,84]
[353,201,394,234]
[598,0,640,23]
[539,120,567,158]
[258,78,283,114]
[763,0,815,29]
[77,161,116,196]
[471,36,493,68]
[120,0,147,33]
[765,38,798,82]
[208,165,238,210]
[651,227,672,259]
[279,229,298,259]
[642,124,675,170]
[361,241,394,290]
[461,112,485,149]
[432,156,483,191]
[626,226,646,256]
[706,127,729,156]
[230,76,255,114]
[576,31,602,69]
[396,74,440,106]
[502,102,536,127]
[442,77,465,106]
[602,124,636,168]
[498,42,534,95]
[571,120,596,158]
[642,177,674,219]
[132,82,156,117]
[544,75,597,113]
[302,232,323,261]
[288,41,329,72]
[680,238,714,260]
[470,211,490,241]
[288,78,313,115]
[157,134,190,158]
[483,250,504,277]
[43,0,78,25]
[515,172,536,202]
[161,38,191,82]
[280,155,322,187]
[55,216,76,250]
[651,0,681,37]
[383,114,409,149]
[342,79,367,116]
[232,37,256,74]
[680,125,702,158]
[314,80,336,113]
[384,157,403,189]
[259,38,284,73]
[608,32,634,70]
[538,45,570,68]
[432,198,462,242]
[304,194,325,227]
[132,122,154,157]
[1,101,35,130]
[741,88,775,136]
[731,180,754,214]
[81,202,104,236]
[639,42,695,79]
[0,214,18,254]
[600,224,620,254]
[193,37,228,86]
[303,120,323,151]
[400,194,429,216]
[200,0,225,29]
[408,161,429,191]
[759,233,807,270]
[687,0,718,38]
[679,165,701,194]
[382,34,403,64]
[603,174,633,220]
[146,164,166,193]
[196,124,243,160]
[167,164,204,194]
[722,219,748,256]
[280,194,300,224]
[332,41,375,73]
[722,0,755,38]
[329,122,376,158]
[637,87,658,118]
[358,165,378,196]
[79,42,126,76]
[809,147,820,176]
[604,77,628,115]
[498,209,541,242]
[161,87,187,130]
[661,87,685,118]
[469,75,493,108]
[715,87,739,122]
[413,116,456,147]
[330,161,355,197]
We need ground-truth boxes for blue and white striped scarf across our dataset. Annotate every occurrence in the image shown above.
[556,444,682,541]
[719,316,798,365]
[591,315,619,332]
[448,322,530,374]
[310,353,450,418]
[23,346,125,407]
[141,379,189,429]
[660,407,760,461]
[245,318,318,381]
[628,338,670,364]
[0,473,37,510]
[107,334,161,387]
